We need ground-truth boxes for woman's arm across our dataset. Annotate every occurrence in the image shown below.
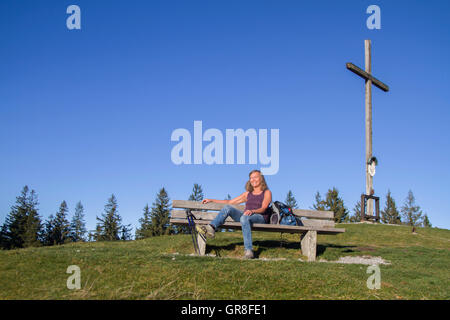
[202,192,248,205]
[244,190,272,215]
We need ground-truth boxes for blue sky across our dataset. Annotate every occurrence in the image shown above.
[1,0,449,233]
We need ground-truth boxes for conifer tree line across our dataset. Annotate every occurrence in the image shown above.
[0,184,433,250]
[312,187,431,227]
[0,186,132,250]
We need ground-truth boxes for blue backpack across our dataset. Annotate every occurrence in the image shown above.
[269,201,298,226]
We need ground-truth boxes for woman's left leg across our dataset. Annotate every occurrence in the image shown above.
[240,214,266,251]
[210,205,243,230]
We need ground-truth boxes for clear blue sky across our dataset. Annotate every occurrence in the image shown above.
[1,0,449,233]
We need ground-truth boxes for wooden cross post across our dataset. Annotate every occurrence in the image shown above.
[346,40,389,220]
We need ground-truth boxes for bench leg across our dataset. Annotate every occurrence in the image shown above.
[197,233,206,256]
[300,230,317,262]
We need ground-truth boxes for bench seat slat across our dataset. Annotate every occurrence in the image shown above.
[169,218,345,235]
[172,200,334,220]
[170,210,335,228]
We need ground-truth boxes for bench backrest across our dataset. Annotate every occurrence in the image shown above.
[171,200,336,228]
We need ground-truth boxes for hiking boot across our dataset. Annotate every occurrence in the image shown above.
[196,224,215,239]
[243,250,254,259]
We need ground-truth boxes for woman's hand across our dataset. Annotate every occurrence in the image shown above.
[244,210,253,216]
[202,199,213,204]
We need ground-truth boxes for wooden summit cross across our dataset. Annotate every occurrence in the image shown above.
[346,40,389,221]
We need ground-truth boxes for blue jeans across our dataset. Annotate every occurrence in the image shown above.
[210,205,266,251]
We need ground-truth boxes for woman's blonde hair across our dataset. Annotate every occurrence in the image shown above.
[245,169,268,192]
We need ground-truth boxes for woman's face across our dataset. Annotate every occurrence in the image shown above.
[249,172,262,188]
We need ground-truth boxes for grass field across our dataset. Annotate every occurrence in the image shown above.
[0,223,449,300]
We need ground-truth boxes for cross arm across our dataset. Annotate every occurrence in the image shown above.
[346,62,389,92]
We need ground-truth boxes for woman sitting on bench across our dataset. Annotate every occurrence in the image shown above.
[197,169,272,259]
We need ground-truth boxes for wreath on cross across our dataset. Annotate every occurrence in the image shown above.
[367,156,378,166]
[367,156,378,177]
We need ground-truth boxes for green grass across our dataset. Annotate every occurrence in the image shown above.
[0,223,449,299]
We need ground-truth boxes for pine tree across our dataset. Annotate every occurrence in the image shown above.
[53,201,71,245]
[189,183,204,202]
[349,200,362,222]
[120,224,133,240]
[285,190,299,209]
[0,224,8,249]
[42,214,57,246]
[149,188,173,236]
[2,187,29,249]
[401,190,424,227]
[381,190,401,224]
[312,191,326,211]
[23,191,42,248]
[2,186,42,249]
[70,201,87,242]
[135,204,153,239]
[325,188,349,223]
[422,214,432,228]
[312,188,348,223]
[95,194,126,241]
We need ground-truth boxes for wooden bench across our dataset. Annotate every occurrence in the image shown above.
[169,200,345,261]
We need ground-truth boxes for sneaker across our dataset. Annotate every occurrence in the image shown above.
[243,250,254,259]
[196,224,215,239]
